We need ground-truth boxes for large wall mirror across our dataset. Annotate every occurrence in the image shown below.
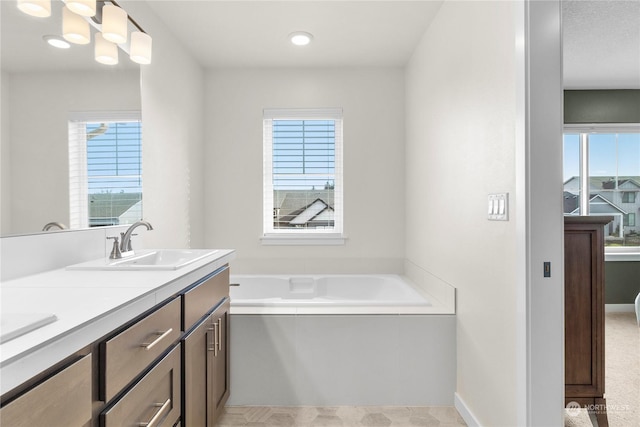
[1,0,142,236]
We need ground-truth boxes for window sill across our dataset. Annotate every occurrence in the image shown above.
[605,250,640,262]
[260,233,347,246]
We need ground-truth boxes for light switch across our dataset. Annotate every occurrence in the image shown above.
[488,193,509,221]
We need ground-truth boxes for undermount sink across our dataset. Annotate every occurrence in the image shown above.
[66,249,218,271]
[0,313,58,344]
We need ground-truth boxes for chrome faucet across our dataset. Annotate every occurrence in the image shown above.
[120,220,153,254]
[42,221,66,231]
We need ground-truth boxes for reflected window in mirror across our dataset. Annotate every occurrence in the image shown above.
[68,111,143,229]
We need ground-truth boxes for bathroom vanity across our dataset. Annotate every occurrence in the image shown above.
[0,249,234,427]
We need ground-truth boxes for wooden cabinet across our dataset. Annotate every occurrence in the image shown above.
[564,216,612,427]
[0,354,92,427]
[101,345,181,427]
[182,267,230,426]
[101,297,181,402]
[0,263,231,427]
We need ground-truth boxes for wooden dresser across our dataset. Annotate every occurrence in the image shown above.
[564,216,613,427]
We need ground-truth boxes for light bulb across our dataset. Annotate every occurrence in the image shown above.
[102,4,127,44]
[63,6,90,45]
[130,32,152,64]
[95,32,118,65]
[289,32,313,46]
[43,35,71,49]
[17,0,51,17]
[65,0,96,17]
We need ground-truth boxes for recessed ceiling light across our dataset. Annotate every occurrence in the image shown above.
[43,35,71,49]
[289,31,313,46]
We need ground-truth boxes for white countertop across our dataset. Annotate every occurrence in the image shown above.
[0,249,235,396]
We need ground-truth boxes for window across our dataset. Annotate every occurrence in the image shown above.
[622,192,636,203]
[69,112,143,229]
[563,126,640,248]
[263,108,343,244]
[624,213,636,227]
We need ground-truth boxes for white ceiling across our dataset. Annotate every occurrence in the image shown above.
[562,0,640,89]
[144,0,443,68]
[2,0,639,88]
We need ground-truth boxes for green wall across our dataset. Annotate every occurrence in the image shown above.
[564,89,640,124]
[605,261,640,304]
[565,89,640,304]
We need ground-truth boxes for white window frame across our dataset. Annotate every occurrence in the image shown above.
[262,108,345,245]
[68,111,142,229]
[563,123,640,261]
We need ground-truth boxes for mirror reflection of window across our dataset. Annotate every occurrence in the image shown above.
[68,111,142,229]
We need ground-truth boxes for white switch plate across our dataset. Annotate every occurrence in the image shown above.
[488,193,509,221]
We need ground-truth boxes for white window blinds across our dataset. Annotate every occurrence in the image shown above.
[263,108,343,238]
[69,111,142,229]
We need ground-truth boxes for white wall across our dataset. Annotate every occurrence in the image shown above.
[405,2,519,425]
[123,0,206,249]
[1,70,139,235]
[1,71,11,232]
[204,68,405,273]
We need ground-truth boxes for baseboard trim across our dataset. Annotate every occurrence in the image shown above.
[454,393,481,427]
[605,304,635,313]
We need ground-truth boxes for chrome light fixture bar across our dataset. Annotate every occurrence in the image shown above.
[16,0,152,65]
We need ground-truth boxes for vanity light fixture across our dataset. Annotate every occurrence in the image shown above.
[17,0,51,17]
[43,34,71,49]
[64,0,96,17]
[289,31,313,46]
[94,32,118,65]
[17,0,153,65]
[101,3,127,44]
[62,5,90,44]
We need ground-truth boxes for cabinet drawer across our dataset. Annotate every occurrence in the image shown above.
[102,297,181,402]
[101,345,181,427]
[183,266,229,330]
[0,354,92,427]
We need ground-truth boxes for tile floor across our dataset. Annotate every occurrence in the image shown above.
[218,406,467,426]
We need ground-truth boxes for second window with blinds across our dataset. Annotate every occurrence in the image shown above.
[262,108,344,245]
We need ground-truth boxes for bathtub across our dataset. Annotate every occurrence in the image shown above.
[227,273,456,406]
[229,274,439,314]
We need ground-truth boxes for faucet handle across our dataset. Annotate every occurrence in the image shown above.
[107,236,122,259]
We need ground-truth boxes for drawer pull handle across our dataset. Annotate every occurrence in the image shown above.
[217,316,223,353]
[141,328,173,351]
[137,398,171,427]
[210,321,219,355]
[207,325,215,352]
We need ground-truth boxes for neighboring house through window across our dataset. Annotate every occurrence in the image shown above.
[563,126,640,247]
[69,111,143,229]
[263,108,343,244]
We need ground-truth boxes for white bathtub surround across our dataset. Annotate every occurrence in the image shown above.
[229,257,406,276]
[229,274,452,315]
[228,314,456,406]
[405,260,457,312]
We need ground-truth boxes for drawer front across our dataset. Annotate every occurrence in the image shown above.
[0,354,92,427]
[183,266,229,330]
[102,297,181,402]
[101,345,181,427]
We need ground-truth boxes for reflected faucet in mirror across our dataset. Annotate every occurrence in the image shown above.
[42,222,67,231]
